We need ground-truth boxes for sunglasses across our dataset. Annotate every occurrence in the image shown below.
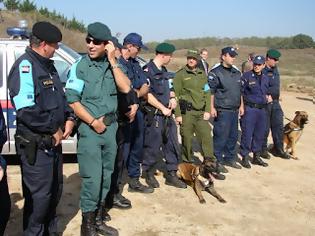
[85,37,104,45]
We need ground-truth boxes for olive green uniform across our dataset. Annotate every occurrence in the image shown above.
[65,55,118,213]
[173,66,214,162]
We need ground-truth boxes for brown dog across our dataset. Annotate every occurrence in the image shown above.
[177,159,226,204]
[283,111,309,159]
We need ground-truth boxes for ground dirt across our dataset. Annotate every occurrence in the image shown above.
[4,91,315,236]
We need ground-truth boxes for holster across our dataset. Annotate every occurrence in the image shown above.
[103,113,117,126]
[142,105,155,127]
[15,133,38,165]
[15,132,55,165]
[179,99,193,114]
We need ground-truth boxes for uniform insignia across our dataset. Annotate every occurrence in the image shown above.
[249,81,256,85]
[42,79,54,87]
[208,75,214,80]
[21,65,30,73]
[267,72,274,77]
[184,77,191,81]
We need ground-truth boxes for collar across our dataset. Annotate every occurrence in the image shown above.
[26,47,54,69]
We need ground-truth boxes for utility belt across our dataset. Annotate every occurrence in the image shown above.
[15,131,55,166]
[179,99,205,114]
[103,112,117,126]
[244,101,267,109]
[142,104,165,127]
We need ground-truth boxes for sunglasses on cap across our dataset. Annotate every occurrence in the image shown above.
[85,37,106,45]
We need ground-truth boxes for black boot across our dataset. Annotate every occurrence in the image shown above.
[143,169,160,188]
[252,153,268,167]
[95,209,119,236]
[128,177,154,193]
[261,149,271,159]
[241,155,251,169]
[216,162,228,173]
[269,147,291,159]
[81,212,98,236]
[165,171,187,188]
[112,194,132,209]
[96,201,111,223]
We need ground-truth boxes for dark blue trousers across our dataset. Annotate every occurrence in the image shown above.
[213,110,239,163]
[20,146,63,236]
[123,110,144,178]
[262,101,284,150]
[240,106,267,157]
[142,116,179,172]
[0,173,11,236]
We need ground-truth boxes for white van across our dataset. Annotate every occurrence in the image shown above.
[0,35,81,155]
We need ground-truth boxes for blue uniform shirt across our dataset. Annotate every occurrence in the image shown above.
[144,60,170,107]
[241,71,270,105]
[130,58,148,89]
[8,47,73,134]
[208,64,242,110]
[262,66,280,100]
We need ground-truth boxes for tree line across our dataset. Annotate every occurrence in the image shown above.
[146,34,314,52]
[1,0,86,32]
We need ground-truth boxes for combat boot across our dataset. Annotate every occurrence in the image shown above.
[96,201,111,223]
[112,194,132,209]
[95,211,119,236]
[269,147,291,159]
[128,177,154,193]
[81,212,97,236]
[261,149,271,159]
[241,155,251,169]
[165,171,187,188]
[252,153,268,167]
[143,170,160,188]
[216,162,228,173]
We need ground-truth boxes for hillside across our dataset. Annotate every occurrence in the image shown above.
[1,10,315,90]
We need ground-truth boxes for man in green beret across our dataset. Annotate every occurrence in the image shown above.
[173,49,225,180]
[65,22,131,236]
[141,42,186,189]
[261,49,291,159]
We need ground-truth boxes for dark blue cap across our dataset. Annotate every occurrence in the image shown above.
[123,33,148,50]
[253,55,265,65]
[221,46,238,57]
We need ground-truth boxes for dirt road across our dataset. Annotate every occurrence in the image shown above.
[5,91,315,236]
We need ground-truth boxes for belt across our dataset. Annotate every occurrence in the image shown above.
[245,101,266,109]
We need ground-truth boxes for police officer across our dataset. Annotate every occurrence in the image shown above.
[240,56,270,168]
[208,47,243,174]
[65,22,130,236]
[174,49,225,180]
[142,43,186,188]
[121,33,153,194]
[8,21,75,235]
[0,103,10,236]
[261,49,291,159]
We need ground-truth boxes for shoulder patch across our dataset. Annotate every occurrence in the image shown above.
[65,60,84,94]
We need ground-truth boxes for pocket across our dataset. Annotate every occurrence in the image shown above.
[37,75,58,111]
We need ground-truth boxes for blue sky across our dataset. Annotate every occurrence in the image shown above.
[30,0,315,42]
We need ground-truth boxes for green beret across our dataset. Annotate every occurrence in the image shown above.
[155,43,176,54]
[186,49,201,60]
[87,22,112,41]
[267,49,281,59]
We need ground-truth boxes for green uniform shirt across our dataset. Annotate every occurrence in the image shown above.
[65,55,118,118]
[173,65,211,117]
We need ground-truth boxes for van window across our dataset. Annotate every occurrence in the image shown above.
[0,48,3,87]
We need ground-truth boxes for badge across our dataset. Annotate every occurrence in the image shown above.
[21,65,30,73]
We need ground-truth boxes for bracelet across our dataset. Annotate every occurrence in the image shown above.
[111,64,119,70]
[88,118,96,127]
